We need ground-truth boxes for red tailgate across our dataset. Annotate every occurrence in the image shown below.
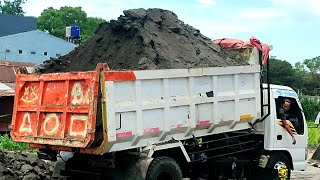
[10,70,100,148]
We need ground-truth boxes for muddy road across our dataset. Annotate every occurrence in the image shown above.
[291,147,320,180]
[291,164,320,180]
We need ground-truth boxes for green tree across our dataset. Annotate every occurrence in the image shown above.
[268,57,297,87]
[293,57,320,96]
[294,62,309,95]
[300,56,320,95]
[37,6,105,42]
[0,0,26,15]
[266,56,320,96]
[294,62,305,71]
[303,56,320,74]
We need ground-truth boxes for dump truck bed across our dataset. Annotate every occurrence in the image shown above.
[11,64,261,154]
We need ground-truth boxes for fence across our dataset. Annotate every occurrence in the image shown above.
[300,95,320,103]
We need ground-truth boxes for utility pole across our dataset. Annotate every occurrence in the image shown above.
[4,45,8,60]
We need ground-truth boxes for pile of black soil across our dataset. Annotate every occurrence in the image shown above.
[0,150,62,180]
[37,8,248,73]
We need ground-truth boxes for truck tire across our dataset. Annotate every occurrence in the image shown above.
[250,153,291,180]
[146,156,182,180]
[267,153,291,180]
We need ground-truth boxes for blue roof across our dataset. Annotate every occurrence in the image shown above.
[0,13,37,37]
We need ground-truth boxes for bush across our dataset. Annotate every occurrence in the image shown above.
[0,134,32,151]
[308,122,320,145]
[300,97,320,121]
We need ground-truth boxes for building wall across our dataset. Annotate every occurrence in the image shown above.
[0,30,77,64]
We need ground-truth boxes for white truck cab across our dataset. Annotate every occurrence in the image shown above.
[261,84,308,171]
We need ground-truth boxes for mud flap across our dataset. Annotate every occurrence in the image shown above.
[52,151,74,177]
[125,157,154,179]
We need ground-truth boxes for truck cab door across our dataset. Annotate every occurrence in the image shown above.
[272,94,308,171]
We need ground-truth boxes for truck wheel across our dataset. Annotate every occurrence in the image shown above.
[254,154,291,180]
[269,161,291,180]
[268,153,291,180]
[249,153,291,180]
[146,156,182,180]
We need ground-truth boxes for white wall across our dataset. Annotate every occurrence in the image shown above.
[0,30,77,64]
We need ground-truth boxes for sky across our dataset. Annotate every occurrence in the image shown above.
[23,0,320,65]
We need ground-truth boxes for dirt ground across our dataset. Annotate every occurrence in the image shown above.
[291,165,320,180]
[291,147,320,180]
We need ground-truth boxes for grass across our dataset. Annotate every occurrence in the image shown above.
[307,121,320,146]
[0,134,33,151]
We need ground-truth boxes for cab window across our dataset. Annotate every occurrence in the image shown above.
[275,96,304,135]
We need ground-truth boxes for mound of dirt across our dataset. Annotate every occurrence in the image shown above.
[37,8,248,73]
[311,146,320,161]
[0,150,60,180]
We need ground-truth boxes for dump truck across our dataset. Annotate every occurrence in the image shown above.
[10,44,309,180]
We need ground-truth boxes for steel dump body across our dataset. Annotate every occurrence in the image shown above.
[10,71,100,148]
[11,65,261,154]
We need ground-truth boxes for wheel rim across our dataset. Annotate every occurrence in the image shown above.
[274,161,288,180]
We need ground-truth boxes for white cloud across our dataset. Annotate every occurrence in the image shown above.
[268,0,301,4]
[310,0,320,15]
[237,8,284,21]
[267,0,320,20]
[21,0,318,41]
[23,0,127,20]
[196,0,215,6]
[229,0,320,28]
[191,22,252,39]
